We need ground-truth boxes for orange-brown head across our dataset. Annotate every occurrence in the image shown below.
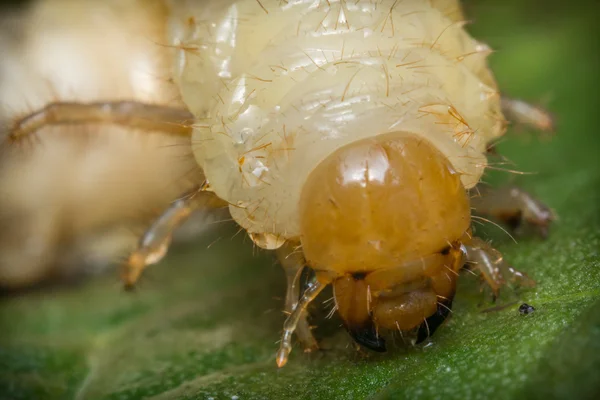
[298,132,471,349]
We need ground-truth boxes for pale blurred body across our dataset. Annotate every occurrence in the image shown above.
[0,0,204,289]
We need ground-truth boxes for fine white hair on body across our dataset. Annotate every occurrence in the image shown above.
[168,0,505,246]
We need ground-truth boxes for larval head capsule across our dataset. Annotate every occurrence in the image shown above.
[298,132,471,348]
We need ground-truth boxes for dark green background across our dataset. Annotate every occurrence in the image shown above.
[1,0,599,399]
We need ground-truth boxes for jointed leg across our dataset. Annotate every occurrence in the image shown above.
[471,185,555,238]
[484,97,556,232]
[276,275,327,368]
[122,183,212,289]
[501,96,555,135]
[275,243,319,352]
[8,101,194,145]
[464,237,535,298]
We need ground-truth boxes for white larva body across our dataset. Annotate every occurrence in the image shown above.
[0,0,203,287]
[167,0,505,245]
[0,0,507,287]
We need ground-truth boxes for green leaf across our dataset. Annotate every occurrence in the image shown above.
[1,1,599,399]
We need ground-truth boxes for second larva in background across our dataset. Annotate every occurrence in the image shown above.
[0,0,211,289]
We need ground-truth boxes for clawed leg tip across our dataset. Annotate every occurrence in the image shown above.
[276,352,289,368]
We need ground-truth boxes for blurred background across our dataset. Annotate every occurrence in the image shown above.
[0,0,599,399]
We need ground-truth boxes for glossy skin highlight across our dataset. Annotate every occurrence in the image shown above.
[300,133,470,274]
[298,132,470,347]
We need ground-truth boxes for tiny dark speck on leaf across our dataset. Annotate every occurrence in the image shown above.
[519,303,536,315]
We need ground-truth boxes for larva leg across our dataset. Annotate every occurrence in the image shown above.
[464,237,535,298]
[121,183,209,289]
[7,101,194,145]
[276,276,327,368]
[275,244,319,352]
[501,96,555,135]
[471,185,555,238]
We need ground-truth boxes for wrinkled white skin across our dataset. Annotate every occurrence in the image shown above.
[0,0,203,288]
[168,0,505,246]
[0,0,505,287]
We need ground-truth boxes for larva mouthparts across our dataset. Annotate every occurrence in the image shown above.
[2,0,553,367]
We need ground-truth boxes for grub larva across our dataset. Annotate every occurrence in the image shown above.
[4,0,555,367]
[0,0,207,288]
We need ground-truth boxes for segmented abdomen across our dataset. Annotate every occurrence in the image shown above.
[168,0,505,245]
